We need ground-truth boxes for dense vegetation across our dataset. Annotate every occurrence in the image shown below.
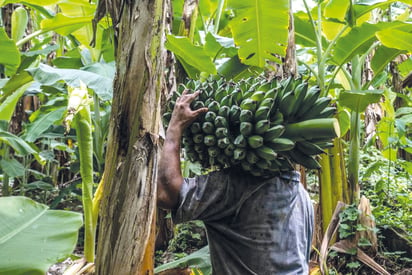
[0,0,411,274]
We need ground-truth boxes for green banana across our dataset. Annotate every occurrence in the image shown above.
[318,107,336,118]
[215,116,228,128]
[218,105,230,118]
[248,135,264,149]
[217,137,230,149]
[267,138,295,151]
[224,144,235,156]
[234,148,246,160]
[254,106,270,121]
[285,149,321,169]
[296,86,321,116]
[240,109,254,123]
[299,97,331,120]
[240,98,258,112]
[206,147,219,158]
[259,98,275,109]
[202,122,215,134]
[205,111,217,122]
[241,160,252,171]
[215,127,228,138]
[208,101,220,113]
[204,135,217,146]
[246,150,259,164]
[193,134,204,144]
[240,122,253,136]
[256,146,278,161]
[234,135,247,148]
[254,120,270,135]
[250,91,266,102]
[229,105,241,122]
[263,125,285,141]
[295,141,325,155]
[256,159,271,170]
[190,122,201,134]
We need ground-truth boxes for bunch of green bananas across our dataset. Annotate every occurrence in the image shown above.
[163,76,340,177]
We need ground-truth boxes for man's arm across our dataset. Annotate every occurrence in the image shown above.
[157,90,208,209]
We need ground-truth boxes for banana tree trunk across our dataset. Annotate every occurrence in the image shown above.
[95,0,166,274]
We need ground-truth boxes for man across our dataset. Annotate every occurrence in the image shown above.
[157,90,314,274]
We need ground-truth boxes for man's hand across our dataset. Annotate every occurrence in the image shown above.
[169,90,208,132]
[157,90,207,210]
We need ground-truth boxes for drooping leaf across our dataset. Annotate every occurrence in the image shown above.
[204,32,237,58]
[23,107,66,143]
[354,0,412,19]
[0,28,20,75]
[294,12,322,48]
[227,0,289,67]
[165,35,217,75]
[338,90,383,113]
[0,129,37,156]
[27,64,113,101]
[0,158,25,177]
[371,46,404,76]
[376,29,412,52]
[376,117,398,160]
[337,109,351,137]
[218,55,262,81]
[0,81,33,122]
[0,196,82,275]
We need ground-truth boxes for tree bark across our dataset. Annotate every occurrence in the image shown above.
[96,0,166,274]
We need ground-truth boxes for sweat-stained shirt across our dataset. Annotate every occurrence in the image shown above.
[172,168,314,275]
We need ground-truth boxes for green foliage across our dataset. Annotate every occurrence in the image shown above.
[359,147,411,241]
[0,196,82,274]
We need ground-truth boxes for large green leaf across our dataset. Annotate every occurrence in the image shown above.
[227,0,289,67]
[154,246,211,274]
[338,90,383,113]
[0,81,32,122]
[0,196,82,275]
[371,46,405,76]
[0,28,20,75]
[0,158,25,177]
[324,0,350,21]
[165,35,217,75]
[40,13,93,36]
[23,107,66,143]
[0,129,37,156]
[27,64,113,101]
[332,21,412,65]
[376,29,412,52]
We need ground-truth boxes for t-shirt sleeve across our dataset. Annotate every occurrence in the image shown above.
[172,169,251,224]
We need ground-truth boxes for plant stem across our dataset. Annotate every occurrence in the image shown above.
[214,0,225,34]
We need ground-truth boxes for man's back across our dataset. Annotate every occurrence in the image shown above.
[172,168,314,275]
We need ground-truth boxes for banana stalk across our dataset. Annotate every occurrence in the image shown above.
[65,82,96,262]
[319,153,333,234]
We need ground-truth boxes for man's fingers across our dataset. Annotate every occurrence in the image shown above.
[193,107,208,116]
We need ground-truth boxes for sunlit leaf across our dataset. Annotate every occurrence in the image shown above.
[376,117,398,160]
[324,0,350,21]
[0,196,82,275]
[227,0,289,67]
[40,13,93,36]
[0,28,20,75]
[371,46,404,76]
[166,35,216,75]
[338,90,383,113]
[376,29,412,52]
[217,55,262,81]
[0,81,33,122]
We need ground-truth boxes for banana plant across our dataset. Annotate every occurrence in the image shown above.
[166,0,289,79]
[296,0,412,232]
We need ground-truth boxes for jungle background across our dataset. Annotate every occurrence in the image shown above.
[0,0,411,274]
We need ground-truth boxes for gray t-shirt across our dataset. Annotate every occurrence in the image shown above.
[172,168,314,275]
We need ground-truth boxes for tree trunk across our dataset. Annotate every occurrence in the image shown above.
[95,0,166,274]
